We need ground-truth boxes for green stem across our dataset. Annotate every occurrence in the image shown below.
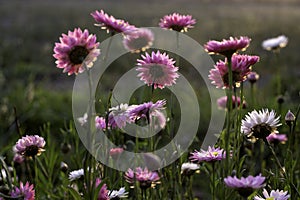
[212,162,216,200]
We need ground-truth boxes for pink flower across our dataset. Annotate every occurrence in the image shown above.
[209,54,259,88]
[95,178,109,200]
[123,28,154,53]
[137,51,179,89]
[53,28,100,75]
[95,116,106,130]
[217,96,247,110]
[205,36,251,57]
[109,148,124,160]
[124,167,160,189]
[91,10,136,34]
[15,135,45,158]
[266,133,288,144]
[108,104,133,129]
[159,13,196,32]
[11,182,35,200]
[247,71,260,84]
[189,146,226,163]
[254,188,290,200]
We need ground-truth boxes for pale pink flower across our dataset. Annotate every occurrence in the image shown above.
[266,133,287,144]
[95,178,109,200]
[124,167,160,189]
[123,28,154,53]
[95,116,106,130]
[189,146,226,163]
[217,96,247,110]
[159,13,196,32]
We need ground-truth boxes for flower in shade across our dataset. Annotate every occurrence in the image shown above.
[262,35,288,51]
[266,133,288,144]
[241,109,281,142]
[15,135,46,158]
[123,28,154,53]
[69,169,84,181]
[159,13,196,32]
[224,174,265,198]
[217,96,247,110]
[205,36,251,57]
[109,147,124,160]
[254,189,290,200]
[108,103,133,129]
[53,28,100,75]
[11,182,35,200]
[91,10,136,34]
[209,54,259,88]
[181,162,200,176]
[95,116,106,130]
[12,145,24,164]
[285,110,295,126]
[136,51,179,89]
[189,146,226,163]
[95,178,109,200]
[124,167,160,189]
[247,71,260,84]
[109,187,128,199]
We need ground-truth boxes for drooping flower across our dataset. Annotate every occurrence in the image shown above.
[241,109,281,142]
[124,167,160,189]
[266,133,288,144]
[159,13,196,32]
[91,10,136,34]
[109,147,124,160]
[217,96,247,110]
[247,71,260,84]
[11,182,35,200]
[15,135,46,158]
[53,28,100,75]
[95,116,107,130]
[224,174,265,198]
[181,162,200,176]
[209,54,259,88]
[69,169,84,181]
[95,178,109,200]
[189,146,226,163]
[254,188,290,200]
[205,36,251,57]
[108,103,133,129]
[137,51,179,89]
[123,28,154,53]
[109,187,128,199]
[262,35,288,51]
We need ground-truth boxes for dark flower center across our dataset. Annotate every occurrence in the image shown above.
[222,71,241,87]
[24,145,39,157]
[149,64,165,80]
[169,24,184,32]
[69,46,89,64]
[237,187,254,198]
[251,123,273,139]
[139,180,152,190]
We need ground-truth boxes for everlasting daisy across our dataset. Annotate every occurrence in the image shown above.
[108,103,133,129]
[262,35,288,51]
[123,28,154,53]
[217,96,247,110]
[11,182,35,200]
[189,146,226,163]
[109,147,124,160]
[137,51,179,89]
[209,54,259,88]
[109,187,128,199]
[91,10,136,34]
[69,169,84,181]
[53,28,100,75]
[205,36,251,57]
[95,178,109,200]
[159,13,196,32]
[266,133,288,144]
[95,116,106,130]
[247,71,260,84]
[254,188,290,200]
[124,167,160,189]
[15,135,45,158]
[181,162,200,176]
[77,113,88,126]
[224,174,265,198]
[241,109,281,142]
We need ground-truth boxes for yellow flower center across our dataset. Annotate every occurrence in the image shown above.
[212,152,219,157]
[266,198,274,200]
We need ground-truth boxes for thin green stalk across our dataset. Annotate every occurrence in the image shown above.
[212,162,216,200]
[274,51,281,95]
[34,157,38,197]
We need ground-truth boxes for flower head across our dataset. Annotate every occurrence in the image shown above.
[53,28,100,75]
[15,135,45,158]
[189,146,226,163]
[224,174,265,198]
[91,10,136,34]
[123,28,154,53]
[11,182,35,200]
[137,51,179,89]
[95,116,106,130]
[69,169,84,181]
[254,188,290,200]
[241,109,281,142]
[262,35,288,51]
[124,167,160,189]
[108,103,133,129]
[285,110,295,126]
[159,13,196,32]
[266,133,288,144]
[109,147,124,160]
[217,96,247,110]
[205,36,251,57]
[109,187,128,199]
[247,71,260,84]
[95,178,109,200]
[209,54,259,88]
[181,162,200,176]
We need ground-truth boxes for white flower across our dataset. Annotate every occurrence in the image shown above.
[109,187,128,199]
[77,113,88,126]
[262,35,288,51]
[181,162,199,172]
[69,169,84,181]
[241,108,281,142]
[254,188,290,200]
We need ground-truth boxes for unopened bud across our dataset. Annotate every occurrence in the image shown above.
[285,110,295,126]
[60,162,68,173]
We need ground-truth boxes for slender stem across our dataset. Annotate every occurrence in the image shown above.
[212,162,216,200]
[34,157,38,197]
[274,51,281,95]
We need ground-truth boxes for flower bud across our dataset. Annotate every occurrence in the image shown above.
[60,142,71,154]
[285,110,295,126]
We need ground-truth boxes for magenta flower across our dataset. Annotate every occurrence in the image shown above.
[209,54,259,88]
[189,146,226,163]
[15,135,45,158]
[137,51,179,89]
[109,147,124,160]
[159,13,196,32]
[123,28,154,53]
[95,116,106,130]
[254,189,290,200]
[95,178,109,200]
[91,10,136,34]
[224,174,265,198]
[124,167,160,189]
[53,28,100,75]
[266,133,287,144]
[247,71,260,84]
[11,182,35,200]
[217,96,247,110]
[204,36,251,57]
